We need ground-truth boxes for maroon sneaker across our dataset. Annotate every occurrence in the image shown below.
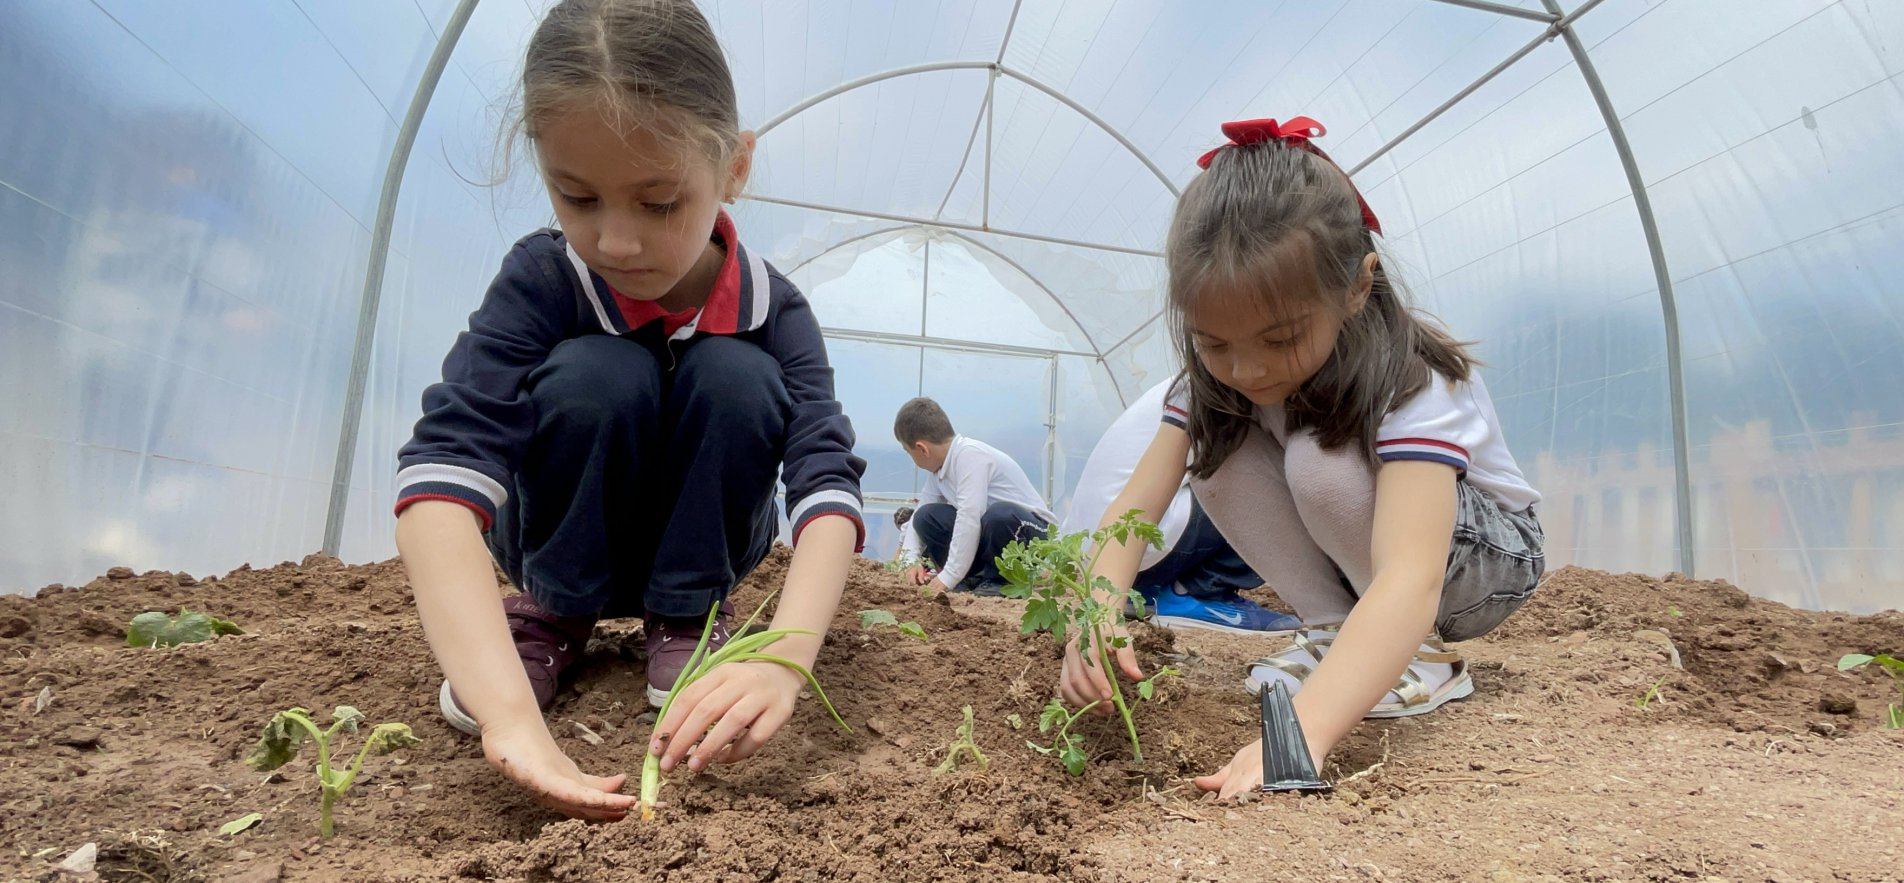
[644,601,733,707]
[438,594,598,736]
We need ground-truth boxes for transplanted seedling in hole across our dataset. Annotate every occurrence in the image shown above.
[859,609,928,641]
[933,705,989,775]
[643,591,850,820]
[126,609,243,647]
[1838,653,1904,729]
[246,706,419,839]
[999,511,1175,765]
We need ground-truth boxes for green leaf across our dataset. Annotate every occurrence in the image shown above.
[247,708,314,772]
[1005,713,1023,730]
[364,723,420,756]
[1038,698,1067,734]
[1871,655,1904,676]
[331,706,365,733]
[218,812,263,836]
[1137,680,1155,701]
[858,609,898,630]
[1839,653,1876,671]
[126,609,244,648]
[896,621,929,641]
[1059,737,1088,777]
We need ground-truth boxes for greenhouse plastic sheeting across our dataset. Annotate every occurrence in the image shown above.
[3,0,1901,614]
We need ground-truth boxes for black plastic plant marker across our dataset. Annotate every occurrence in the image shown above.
[1259,682,1330,792]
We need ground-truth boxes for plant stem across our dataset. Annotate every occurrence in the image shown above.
[1089,621,1141,763]
[320,788,336,839]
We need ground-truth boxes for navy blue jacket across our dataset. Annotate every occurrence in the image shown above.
[395,218,867,549]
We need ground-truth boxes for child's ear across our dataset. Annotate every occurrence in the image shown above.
[723,131,756,204]
[1347,251,1378,315]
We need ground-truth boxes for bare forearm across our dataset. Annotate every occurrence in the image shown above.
[764,516,856,668]
[396,502,541,728]
[1292,573,1440,762]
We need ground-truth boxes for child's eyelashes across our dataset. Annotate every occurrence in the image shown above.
[557,193,598,208]
[644,202,678,215]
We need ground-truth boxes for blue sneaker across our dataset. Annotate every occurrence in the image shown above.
[1143,585,1302,635]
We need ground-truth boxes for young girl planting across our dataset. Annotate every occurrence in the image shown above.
[394,0,865,820]
[1058,117,1544,797]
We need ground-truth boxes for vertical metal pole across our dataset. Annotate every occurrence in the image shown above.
[1044,356,1060,505]
[983,67,996,229]
[322,0,481,557]
[1543,0,1695,576]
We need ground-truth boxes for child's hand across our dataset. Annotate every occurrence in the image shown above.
[481,718,635,820]
[1194,738,1263,800]
[1058,624,1144,714]
[906,566,934,586]
[650,660,805,772]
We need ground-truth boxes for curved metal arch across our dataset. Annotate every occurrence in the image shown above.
[782,223,1107,358]
[755,61,1180,199]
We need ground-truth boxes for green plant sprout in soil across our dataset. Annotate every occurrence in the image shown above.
[126,609,243,647]
[1837,653,1904,728]
[999,510,1178,766]
[933,705,989,775]
[1634,676,1668,710]
[246,706,419,839]
[859,609,928,641]
[643,592,850,820]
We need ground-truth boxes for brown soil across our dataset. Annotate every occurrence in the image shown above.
[2,555,1901,882]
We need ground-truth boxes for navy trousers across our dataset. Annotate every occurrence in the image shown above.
[487,334,785,619]
[911,500,1051,591]
[1132,499,1263,598]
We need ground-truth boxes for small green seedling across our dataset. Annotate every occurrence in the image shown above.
[933,705,989,775]
[1838,653,1904,729]
[1634,675,1668,710]
[882,550,922,574]
[999,510,1164,763]
[218,812,263,836]
[246,706,419,839]
[643,592,849,820]
[1667,606,1683,618]
[1029,697,1098,777]
[859,609,928,641]
[126,610,242,648]
[1005,713,1024,730]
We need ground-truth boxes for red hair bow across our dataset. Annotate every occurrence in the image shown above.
[1195,116,1383,235]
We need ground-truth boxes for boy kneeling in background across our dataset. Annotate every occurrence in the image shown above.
[893,397,1054,596]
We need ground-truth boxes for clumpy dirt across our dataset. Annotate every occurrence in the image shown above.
[2,554,1901,881]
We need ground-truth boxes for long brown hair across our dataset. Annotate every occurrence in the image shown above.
[1166,139,1475,479]
[504,0,741,168]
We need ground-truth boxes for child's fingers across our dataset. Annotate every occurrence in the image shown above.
[1114,644,1145,681]
[1192,765,1229,792]
[657,682,742,770]
[584,772,627,793]
[651,677,716,751]
[718,704,791,763]
[687,696,767,771]
[523,768,635,820]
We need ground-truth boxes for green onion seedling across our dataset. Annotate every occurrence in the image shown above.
[642,592,850,820]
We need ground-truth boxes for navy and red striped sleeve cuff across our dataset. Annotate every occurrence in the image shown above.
[393,462,508,532]
[1374,437,1470,474]
[788,488,865,553]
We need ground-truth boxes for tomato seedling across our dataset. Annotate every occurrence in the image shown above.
[246,706,418,839]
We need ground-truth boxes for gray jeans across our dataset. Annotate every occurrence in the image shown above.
[1436,481,1545,641]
